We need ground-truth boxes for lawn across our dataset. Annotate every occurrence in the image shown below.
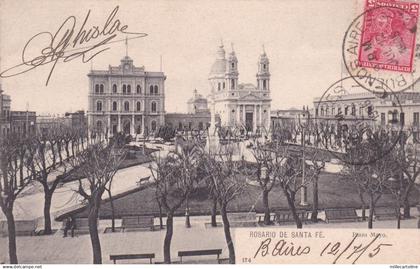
[69,172,420,219]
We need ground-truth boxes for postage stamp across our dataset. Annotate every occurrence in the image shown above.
[358,0,419,73]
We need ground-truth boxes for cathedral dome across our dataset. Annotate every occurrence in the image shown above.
[209,44,226,76]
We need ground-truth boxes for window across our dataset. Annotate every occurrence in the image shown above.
[96,101,102,111]
[315,108,319,116]
[231,79,235,89]
[136,85,141,94]
[96,121,102,131]
[112,101,117,111]
[112,84,117,93]
[99,84,104,94]
[351,104,356,116]
[127,85,131,94]
[344,106,348,115]
[232,63,235,68]
[218,83,221,91]
[414,112,419,126]
[332,107,335,116]
[150,85,154,95]
[367,106,373,116]
[223,82,225,89]
[263,64,266,69]
[154,85,158,95]
[263,80,267,90]
[400,112,405,126]
[136,101,141,111]
[124,101,129,111]
[95,84,99,93]
[123,84,127,94]
[151,102,157,113]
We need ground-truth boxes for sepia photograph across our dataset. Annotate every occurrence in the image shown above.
[0,0,419,266]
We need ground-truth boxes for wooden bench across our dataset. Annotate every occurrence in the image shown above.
[110,253,155,264]
[274,210,310,224]
[178,249,222,264]
[228,212,257,227]
[325,208,359,223]
[0,220,37,236]
[122,216,154,231]
[374,207,401,220]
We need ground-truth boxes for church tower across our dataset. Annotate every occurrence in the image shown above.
[208,42,227,93]
[225,44,239,91]
[257,47,270,91]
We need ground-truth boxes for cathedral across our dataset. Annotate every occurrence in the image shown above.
[208,43,271,133]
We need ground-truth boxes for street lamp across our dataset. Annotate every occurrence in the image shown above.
[298,107,310,207]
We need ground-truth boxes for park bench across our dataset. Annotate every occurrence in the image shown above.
[0,220,37,236]
[257,214,277,223]
[110,253,155,264]
[274,210,310,225]
[178,249,222,264]
[228,212,257,227]
[121,216,154,232]
[374,207,401,220]
[324,208,359,223]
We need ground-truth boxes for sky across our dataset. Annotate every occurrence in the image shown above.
[0,0,356,114]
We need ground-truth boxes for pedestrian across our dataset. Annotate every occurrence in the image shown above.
[63,216,75,238]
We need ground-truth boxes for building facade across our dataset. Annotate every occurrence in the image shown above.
[88,55,166,137]
[10,111,36,135]
[313,91,420,132]
[0,85,11,137]
[166,89,211,131]
[208,44,271,132]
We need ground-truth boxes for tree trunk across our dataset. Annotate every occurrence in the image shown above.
[262,189,271,225]
[65,142,70,159]
[163,212,174,264]
[368,196,374,229]
[358,190,367,221]
[284,190,302,228]
[57,143,63,164]
[19,156,24,187]
[403,191,411,219]
[43,192,53,235]
[220,204,235,264]
[107,189,115,232]
[311,178,319,222]
[211,197,217,227]
[88,199,102,264]
[71,143,75,158]
[51,145,57,169]
[5,208,18,264]
[157,200,163,229]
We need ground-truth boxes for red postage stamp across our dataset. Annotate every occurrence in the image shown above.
[358,0,419,73]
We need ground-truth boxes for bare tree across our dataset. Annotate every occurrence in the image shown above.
[70,141,125,264]
[201,147,247,264]
[149,143,200,264]
[250,140,277,225]
[342,130,399,229]
[0,136,33,264]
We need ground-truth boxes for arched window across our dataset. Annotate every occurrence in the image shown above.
[95,84,99,93]
[136,85,141,94]
[127,85,131,94]
[150,85,154,95]
[99,84,104,93]
[263,80,267,90]
[151,121,157,132]
[154,85,158,95]
[218,83,221,91]
[136,101,141,111]
[123,84,127,94]
[112,101,117,111]
[124,101,129,111]
[96,101,102,111]
[231,79,235,89]
[223,82,225,89]
[112,84,117,93]
[151,102,157,113]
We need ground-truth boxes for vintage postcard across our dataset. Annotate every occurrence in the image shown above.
[0,0,419,266]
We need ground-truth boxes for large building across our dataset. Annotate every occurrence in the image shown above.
[208,44,271,132]
[0,85,11,137]
[87,55,166,137]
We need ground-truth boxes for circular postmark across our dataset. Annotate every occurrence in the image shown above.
[314,76,403,165]
[342,4,420,93]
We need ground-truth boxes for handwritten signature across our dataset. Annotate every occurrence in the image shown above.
[0,6,147,86]
[253,234,392,264]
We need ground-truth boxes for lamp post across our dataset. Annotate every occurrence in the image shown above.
[298,107,310,207]
[387,176,402,229]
